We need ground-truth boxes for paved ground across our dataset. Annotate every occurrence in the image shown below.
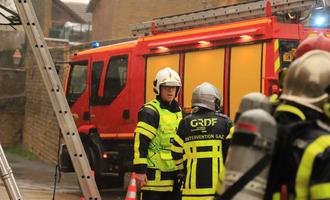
[0,153,127,200]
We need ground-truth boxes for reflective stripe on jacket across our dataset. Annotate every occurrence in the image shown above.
[267,120,330,200]
[172,109,232,199]
[133,98,182,192]
[144,99,182,172]
[274,104,306,122]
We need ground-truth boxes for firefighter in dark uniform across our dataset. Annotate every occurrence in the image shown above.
[265,50,330,199]
[133,67,182,200]
[273,33,330,126]
[171,82,233,200]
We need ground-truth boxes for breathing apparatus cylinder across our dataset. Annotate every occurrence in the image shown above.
[221,109,277,200]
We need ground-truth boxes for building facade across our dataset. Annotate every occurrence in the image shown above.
[87,0,246,41]
[51,0,92,42]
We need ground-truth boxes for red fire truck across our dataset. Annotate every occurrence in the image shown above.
[60,0,330,187]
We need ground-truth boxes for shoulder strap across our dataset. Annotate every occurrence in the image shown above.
[216,154,271,200]
[144,99,160,114]
[275,104,306,121]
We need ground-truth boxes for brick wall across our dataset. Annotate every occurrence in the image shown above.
[32,0,52,37]
[23,39,70,164]
[91,0,247,40]
[0,29,26,147]
[0,68,25,147]
[0,68,25,97]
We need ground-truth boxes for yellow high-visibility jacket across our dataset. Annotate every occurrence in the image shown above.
[133,97,182,192]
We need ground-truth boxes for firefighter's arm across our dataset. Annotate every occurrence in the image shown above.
[299,146,330,199]
[171,120,185,170]
[295,134,330,199]
[223,119,234,162]
[133,106,159,173]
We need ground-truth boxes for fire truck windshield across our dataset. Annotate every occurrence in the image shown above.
[67,61,88,107]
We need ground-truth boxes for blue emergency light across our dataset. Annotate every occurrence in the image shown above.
[92,41,100,48]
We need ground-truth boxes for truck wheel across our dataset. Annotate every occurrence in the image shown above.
[83,142,98,170]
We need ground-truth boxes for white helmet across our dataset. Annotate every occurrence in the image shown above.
[280,50,330,113]
[153,67,181,95]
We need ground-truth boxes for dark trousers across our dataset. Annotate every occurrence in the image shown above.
[140,190,175,200]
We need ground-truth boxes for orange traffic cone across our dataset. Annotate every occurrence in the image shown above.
[125,172,137,200]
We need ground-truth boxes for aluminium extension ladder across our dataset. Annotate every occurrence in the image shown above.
[13,0,101,199]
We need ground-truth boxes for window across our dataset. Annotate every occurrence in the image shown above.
[67,61,88,107]
[97,55,128,105]
[279,40,299,69]
[90,61,104,105]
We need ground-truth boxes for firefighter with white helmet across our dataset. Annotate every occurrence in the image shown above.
[133,67,182,200]
[171,82,233,200]
[274,33,330,125]
[265,50,330,199]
